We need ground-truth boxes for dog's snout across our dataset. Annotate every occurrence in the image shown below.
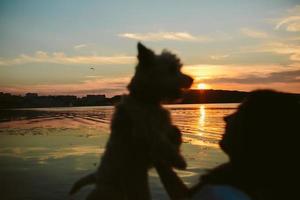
[181,74,194,88]
[187,76,194,86]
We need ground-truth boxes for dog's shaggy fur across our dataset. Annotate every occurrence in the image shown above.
[70,43,193,199]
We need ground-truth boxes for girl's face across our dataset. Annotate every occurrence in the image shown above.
[219,110,243,156]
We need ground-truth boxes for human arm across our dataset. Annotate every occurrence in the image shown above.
[155,161,189,200]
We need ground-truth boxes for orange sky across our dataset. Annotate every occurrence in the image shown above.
[1,1,300,96]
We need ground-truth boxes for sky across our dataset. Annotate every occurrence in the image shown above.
[0,0,300,96]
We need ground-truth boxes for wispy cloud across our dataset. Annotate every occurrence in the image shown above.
[183,63,295,80]
[184,62,300,79]
[205,69,300,84]
[275,16,300,32]
[0,51,135,66]
[118,32,212,42]
[240,28,268,38]
[1,76,130,96]
[210,54,230,60]
[74,44,88,50]
[259,42,300,61]
[3,64,300,96]
[275,5,300,32]
[183,63,300,93]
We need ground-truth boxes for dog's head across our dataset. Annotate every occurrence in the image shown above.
[128,43,193,102]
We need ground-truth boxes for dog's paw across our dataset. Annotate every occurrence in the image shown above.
[172,155,187,170]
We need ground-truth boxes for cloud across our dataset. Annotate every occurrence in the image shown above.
[210,54,229,60]
[183,63,295,80]
[3,64,300,96]
[183,63,300,84]
[1,76,130,97]
[275,16,300,32]
[0,51,135,66]
[182,63,300,93]
[205,69,300,84]
[118,32,212,42]
[275,5,300,32]
[260,42,300,61]
[74,44,88,50]
[240,28,268,38]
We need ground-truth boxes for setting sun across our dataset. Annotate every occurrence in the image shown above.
[197,83,208,90]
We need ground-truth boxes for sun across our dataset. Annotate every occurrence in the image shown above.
[197,83,207,90]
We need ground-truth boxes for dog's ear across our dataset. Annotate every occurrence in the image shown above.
[137,42,155,64]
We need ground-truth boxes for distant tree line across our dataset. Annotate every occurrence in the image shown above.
[181,89,248,104]
[1,90,299,109]
[0,92,121,108]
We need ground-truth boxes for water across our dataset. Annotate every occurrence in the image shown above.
[0,104,237,200]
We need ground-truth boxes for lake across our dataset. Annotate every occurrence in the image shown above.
[0,103,237,200]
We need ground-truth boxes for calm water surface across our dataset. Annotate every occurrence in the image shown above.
[0,104,237,200]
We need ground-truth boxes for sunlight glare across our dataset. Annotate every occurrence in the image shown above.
[197,83,207,90]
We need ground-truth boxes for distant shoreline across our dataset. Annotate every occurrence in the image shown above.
[1,89,299,109]
[2,103,240,110]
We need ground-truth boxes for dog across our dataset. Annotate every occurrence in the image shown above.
[69,42,193,199]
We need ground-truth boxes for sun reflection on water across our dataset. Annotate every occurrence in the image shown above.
[198,105,206,135]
